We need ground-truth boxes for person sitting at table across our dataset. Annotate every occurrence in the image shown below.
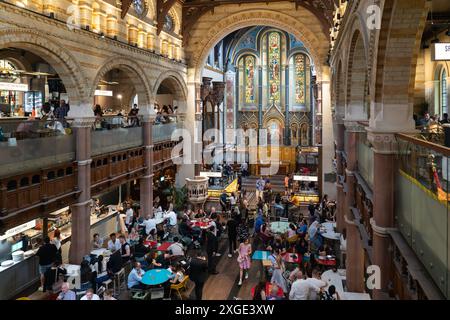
[128,228,140,244]
[252,281,267,300]
[287,223,298,239]
[260,223,274,247]
[268,248,288,293]
[142,250,161,270]
[107,249,123,277]
[295,238,309,257]
[320,285,340,300]
[268,235,285,254]
[155,250,172,269]
[134,238,150,263]
[107,233,121,252]
[169,264,185,285]
[168,237,185,257]
[164,204,178,234]
[297,219,308,237]
[267,284,283,300]
[80,259,94,289]
[208,206,218,220]
[318,243,333,257]
[179,217,192,238]
[91,233,103,250]
[119,235,132,263]
[103,289,117,300]
[80,288,100,300]
[141,215,157,237]
[127,262,146,290]
[56,282,76,300]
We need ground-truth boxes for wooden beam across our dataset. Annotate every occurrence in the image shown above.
[157,0,179,35]
[121,0,133,19]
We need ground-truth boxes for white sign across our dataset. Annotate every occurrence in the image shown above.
[0,82,29,92]
[432,43,450,61]
[294,175,318,182]
[94,89,113,97]
[200,171,222,178]
[0,220,36,241]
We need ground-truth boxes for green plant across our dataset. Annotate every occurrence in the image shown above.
[173,186,188,211]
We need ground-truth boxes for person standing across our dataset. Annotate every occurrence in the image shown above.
[206,226,219,274]
[188,252,208,300]
[36,236,57,291]
[227,214,238,258]
[119,235,131,263]
[237,238,252,286]
[124,203,134,233]
[256,176,265,201]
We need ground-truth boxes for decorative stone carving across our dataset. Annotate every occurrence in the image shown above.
[185,176,209,210]
[344,120,366,133]
[366,131,398,155]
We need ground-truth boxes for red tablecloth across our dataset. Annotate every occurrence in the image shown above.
[157,242,173,251]
[315,257,337,266]
[190,220,213,229]
[251,282,284,299]
[144,240,157,248]
[282,252,302,264]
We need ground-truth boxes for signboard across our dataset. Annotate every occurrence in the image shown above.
[432,43,450,61]
[0,82,29,92]
[0,220,36,241]
[200,171,222,178]
[94,90,113,97]
[293,175,318,182]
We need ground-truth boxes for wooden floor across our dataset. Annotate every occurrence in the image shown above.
[201,234,263,300]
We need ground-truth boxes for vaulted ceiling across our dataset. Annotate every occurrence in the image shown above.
[182,1,338,42]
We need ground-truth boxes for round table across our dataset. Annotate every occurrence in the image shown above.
[270,221,290,234]
[141,268,172,286]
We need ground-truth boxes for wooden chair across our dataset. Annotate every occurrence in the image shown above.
[169,275,190,300]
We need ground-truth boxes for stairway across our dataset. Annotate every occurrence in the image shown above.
[241,175,286,194]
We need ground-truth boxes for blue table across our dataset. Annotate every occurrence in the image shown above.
[141,268,172,286]
[252,250,271,260]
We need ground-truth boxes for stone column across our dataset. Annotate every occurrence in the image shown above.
[335,122,345,232]
[68,107,95,264]
[368,131,397,299]
[140,106,156,218]
[345,212,365,292]
[343,121,365,292]
[284,65,290,145]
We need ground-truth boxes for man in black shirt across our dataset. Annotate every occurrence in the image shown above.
[36,236,57,291]
[188,252,208,300]
[155,250,172,269]
[227,214,238,258]
[206,226,219,274]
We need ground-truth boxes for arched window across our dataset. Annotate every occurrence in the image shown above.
[244,55,256,104]
[267,32,281,106]
[442,69,448,115]
[290,53,310,108]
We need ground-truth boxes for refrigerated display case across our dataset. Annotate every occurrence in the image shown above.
[24,91,43,114]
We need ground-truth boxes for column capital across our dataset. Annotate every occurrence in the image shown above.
[344,120,366,133]
[140,105,156,123]
[67,103,96,128]
[195,112,203,121]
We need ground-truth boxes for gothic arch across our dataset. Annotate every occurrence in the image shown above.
[153,70,187,102]
[0,28,88,105]
[92,56,153,107]
[187,9,329,83]
[346,30,369,120]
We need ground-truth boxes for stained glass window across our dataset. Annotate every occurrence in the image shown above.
[442,69,447,115]
[268,32,281,105]
[244,55,255,104]
[294,54,306,105]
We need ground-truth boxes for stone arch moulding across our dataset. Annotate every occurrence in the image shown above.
[189,9,329,83]
[91,56,153,107]
[152,70,188,102]
[0,28,88,105]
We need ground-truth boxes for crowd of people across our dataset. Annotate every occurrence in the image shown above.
[33,165,342,301]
